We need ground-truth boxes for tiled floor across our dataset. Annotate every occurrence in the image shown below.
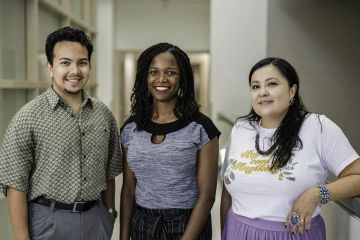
[112,175,223,240]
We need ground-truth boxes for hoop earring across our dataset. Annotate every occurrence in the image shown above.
[177,88,183,97]
[289,98,295,106]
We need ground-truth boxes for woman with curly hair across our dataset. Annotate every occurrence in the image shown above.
[120,43,220,240]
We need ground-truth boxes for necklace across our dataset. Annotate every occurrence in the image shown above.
[152,115,178,123]
[255,119,278,155]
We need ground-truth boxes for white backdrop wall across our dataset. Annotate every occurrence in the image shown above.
[267,0,360,152]
[209,0,269,122]
[96,0,115,109]
[267,1,360,239]
[114,0,210,52]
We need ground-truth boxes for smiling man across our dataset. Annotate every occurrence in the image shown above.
[0,27,122,240]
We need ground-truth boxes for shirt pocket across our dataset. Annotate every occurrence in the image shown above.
[90,127,111,155]
[99,127,111,141]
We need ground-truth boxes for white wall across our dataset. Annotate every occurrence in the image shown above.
[210,0,269,122]
[114,0,210,52]
[96,0,115,109]
[267,0,360,238]
[267,0,360,152]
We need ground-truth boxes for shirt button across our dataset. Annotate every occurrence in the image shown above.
[104,129,107,132]
[83,177,86,181]
[83,155,86,158]
[71,114,75,117]
[82,132,85,136]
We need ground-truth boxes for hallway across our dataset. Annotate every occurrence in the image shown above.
[1,1,360,239]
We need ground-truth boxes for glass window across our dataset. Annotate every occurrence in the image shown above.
[38,6,61,81]
[0,89,27,146]
[0,0,26,80]
[70,0,84,20]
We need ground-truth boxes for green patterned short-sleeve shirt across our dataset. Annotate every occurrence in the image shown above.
[0,87,122,203]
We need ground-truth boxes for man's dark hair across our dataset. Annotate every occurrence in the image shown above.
[130,42,200,131]
[240,57,310,170]
[45,26,94,66]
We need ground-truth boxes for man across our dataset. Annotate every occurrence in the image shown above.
[0,26,122,240]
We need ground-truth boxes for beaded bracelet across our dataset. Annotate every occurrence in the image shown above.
[316,184,330,204]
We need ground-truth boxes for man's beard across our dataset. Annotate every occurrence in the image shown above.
[65,88,82,95]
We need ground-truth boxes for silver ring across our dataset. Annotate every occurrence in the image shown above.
[289,212,302,227]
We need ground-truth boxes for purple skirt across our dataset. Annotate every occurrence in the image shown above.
[222,207,326,240]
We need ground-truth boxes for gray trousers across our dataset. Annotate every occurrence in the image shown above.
[28,201,114,240]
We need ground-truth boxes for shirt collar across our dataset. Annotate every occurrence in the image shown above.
[45,87,93,110]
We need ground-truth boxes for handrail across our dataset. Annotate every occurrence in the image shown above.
[327,174,360,220]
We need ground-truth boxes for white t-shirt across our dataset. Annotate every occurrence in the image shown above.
[220,114,359,222]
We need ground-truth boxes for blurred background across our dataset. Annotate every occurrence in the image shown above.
[0,0,360,239]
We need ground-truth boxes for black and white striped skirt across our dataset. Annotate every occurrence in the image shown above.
[131,203,212,240]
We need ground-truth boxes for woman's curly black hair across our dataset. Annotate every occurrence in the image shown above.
[45,26,94,66]
[130,42,200,131]
[240,57,310,170]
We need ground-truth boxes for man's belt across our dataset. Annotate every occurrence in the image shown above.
[32,197,98,212]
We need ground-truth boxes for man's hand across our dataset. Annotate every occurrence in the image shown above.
[110,212,116,222]
[102,179,116,223]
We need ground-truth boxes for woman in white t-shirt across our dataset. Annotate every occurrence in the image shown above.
[220,57,360,240]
